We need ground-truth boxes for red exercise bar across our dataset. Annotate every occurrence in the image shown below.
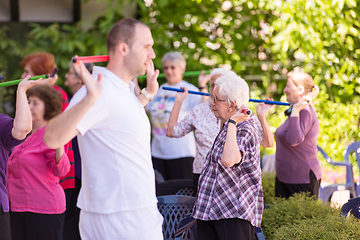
[72,55,109,63]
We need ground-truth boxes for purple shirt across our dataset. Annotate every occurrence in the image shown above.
[192,117,263,227]
[0,114,25,212]
[275,106,321,184]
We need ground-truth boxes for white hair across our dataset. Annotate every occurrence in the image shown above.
[161,52,186,69]
[215,75,249,107]
[210,68,236,78]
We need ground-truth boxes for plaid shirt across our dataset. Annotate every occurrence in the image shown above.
[192,116,263,227]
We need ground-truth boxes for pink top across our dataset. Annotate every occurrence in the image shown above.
[7,127,70,214]
[275,106,321,184]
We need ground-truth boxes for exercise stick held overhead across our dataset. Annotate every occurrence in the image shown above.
[162,86,290,106]
[71,55,210,79]
[0,66,60,88]
[0,74,50,88]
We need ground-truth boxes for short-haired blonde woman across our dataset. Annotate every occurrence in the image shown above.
[146,52,202,180]
[258,71,321,199]
[192,75,263,240]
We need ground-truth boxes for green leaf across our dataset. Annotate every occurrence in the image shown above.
[158,0,169,8]
[345,0,356,7]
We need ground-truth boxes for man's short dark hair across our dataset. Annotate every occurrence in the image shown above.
[107,18,148,53]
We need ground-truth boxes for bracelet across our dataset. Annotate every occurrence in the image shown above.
[141,88,153,102]
[199,86,207,90]
[228,119,237,126]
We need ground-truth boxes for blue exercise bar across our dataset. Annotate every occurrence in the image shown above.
[162,86,290,106]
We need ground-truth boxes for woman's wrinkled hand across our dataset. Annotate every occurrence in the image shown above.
[256,98,275,118]
[175,87,189,104]
[293,85,319,112]
[198,70,211,88]
[18,75,44,92]
[230,105,251,124]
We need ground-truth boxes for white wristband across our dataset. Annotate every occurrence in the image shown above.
[141,88,153,102]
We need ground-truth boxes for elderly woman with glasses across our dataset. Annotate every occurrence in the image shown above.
[192,74,263,240]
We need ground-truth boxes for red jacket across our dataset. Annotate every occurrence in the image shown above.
[53,85,75,190]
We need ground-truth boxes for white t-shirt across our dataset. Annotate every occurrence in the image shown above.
[66,66,157,214]
[146,81,202,159]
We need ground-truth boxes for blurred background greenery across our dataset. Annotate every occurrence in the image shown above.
[0,0,359,176]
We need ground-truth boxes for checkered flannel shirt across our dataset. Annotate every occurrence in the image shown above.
[192,116,263,227]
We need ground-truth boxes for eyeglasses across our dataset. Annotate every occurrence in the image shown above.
[212,94,227,103]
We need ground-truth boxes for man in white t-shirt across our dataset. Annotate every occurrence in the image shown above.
[44,18,163,240]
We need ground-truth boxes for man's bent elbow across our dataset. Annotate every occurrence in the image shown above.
[43,131,59,149]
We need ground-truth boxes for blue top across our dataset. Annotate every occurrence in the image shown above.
[0,114,26,212]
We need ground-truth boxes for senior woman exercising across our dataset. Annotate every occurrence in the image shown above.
[192,75,263,240]
[167,69,274,195]
[258,71,321,199]
[146,51,201,180]
[7,85,70,240]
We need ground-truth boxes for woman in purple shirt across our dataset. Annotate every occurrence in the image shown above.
[259,71,321,199]
[0,76,43,240]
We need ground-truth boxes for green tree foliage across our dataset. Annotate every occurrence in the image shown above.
[139,0,360,164]
[138,0,277,87]
[267,0,360,103]
[262,171,276,204]
[0,0,359,166]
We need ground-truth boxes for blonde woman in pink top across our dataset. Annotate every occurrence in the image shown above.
[7,84,70,240]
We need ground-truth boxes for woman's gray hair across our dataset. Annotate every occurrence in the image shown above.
[210,68,236,78]
[215,75,249,107]
[161,52,186,69]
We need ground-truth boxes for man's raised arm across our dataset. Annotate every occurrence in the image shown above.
[137,60,159,107]
[44,61,102,149]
